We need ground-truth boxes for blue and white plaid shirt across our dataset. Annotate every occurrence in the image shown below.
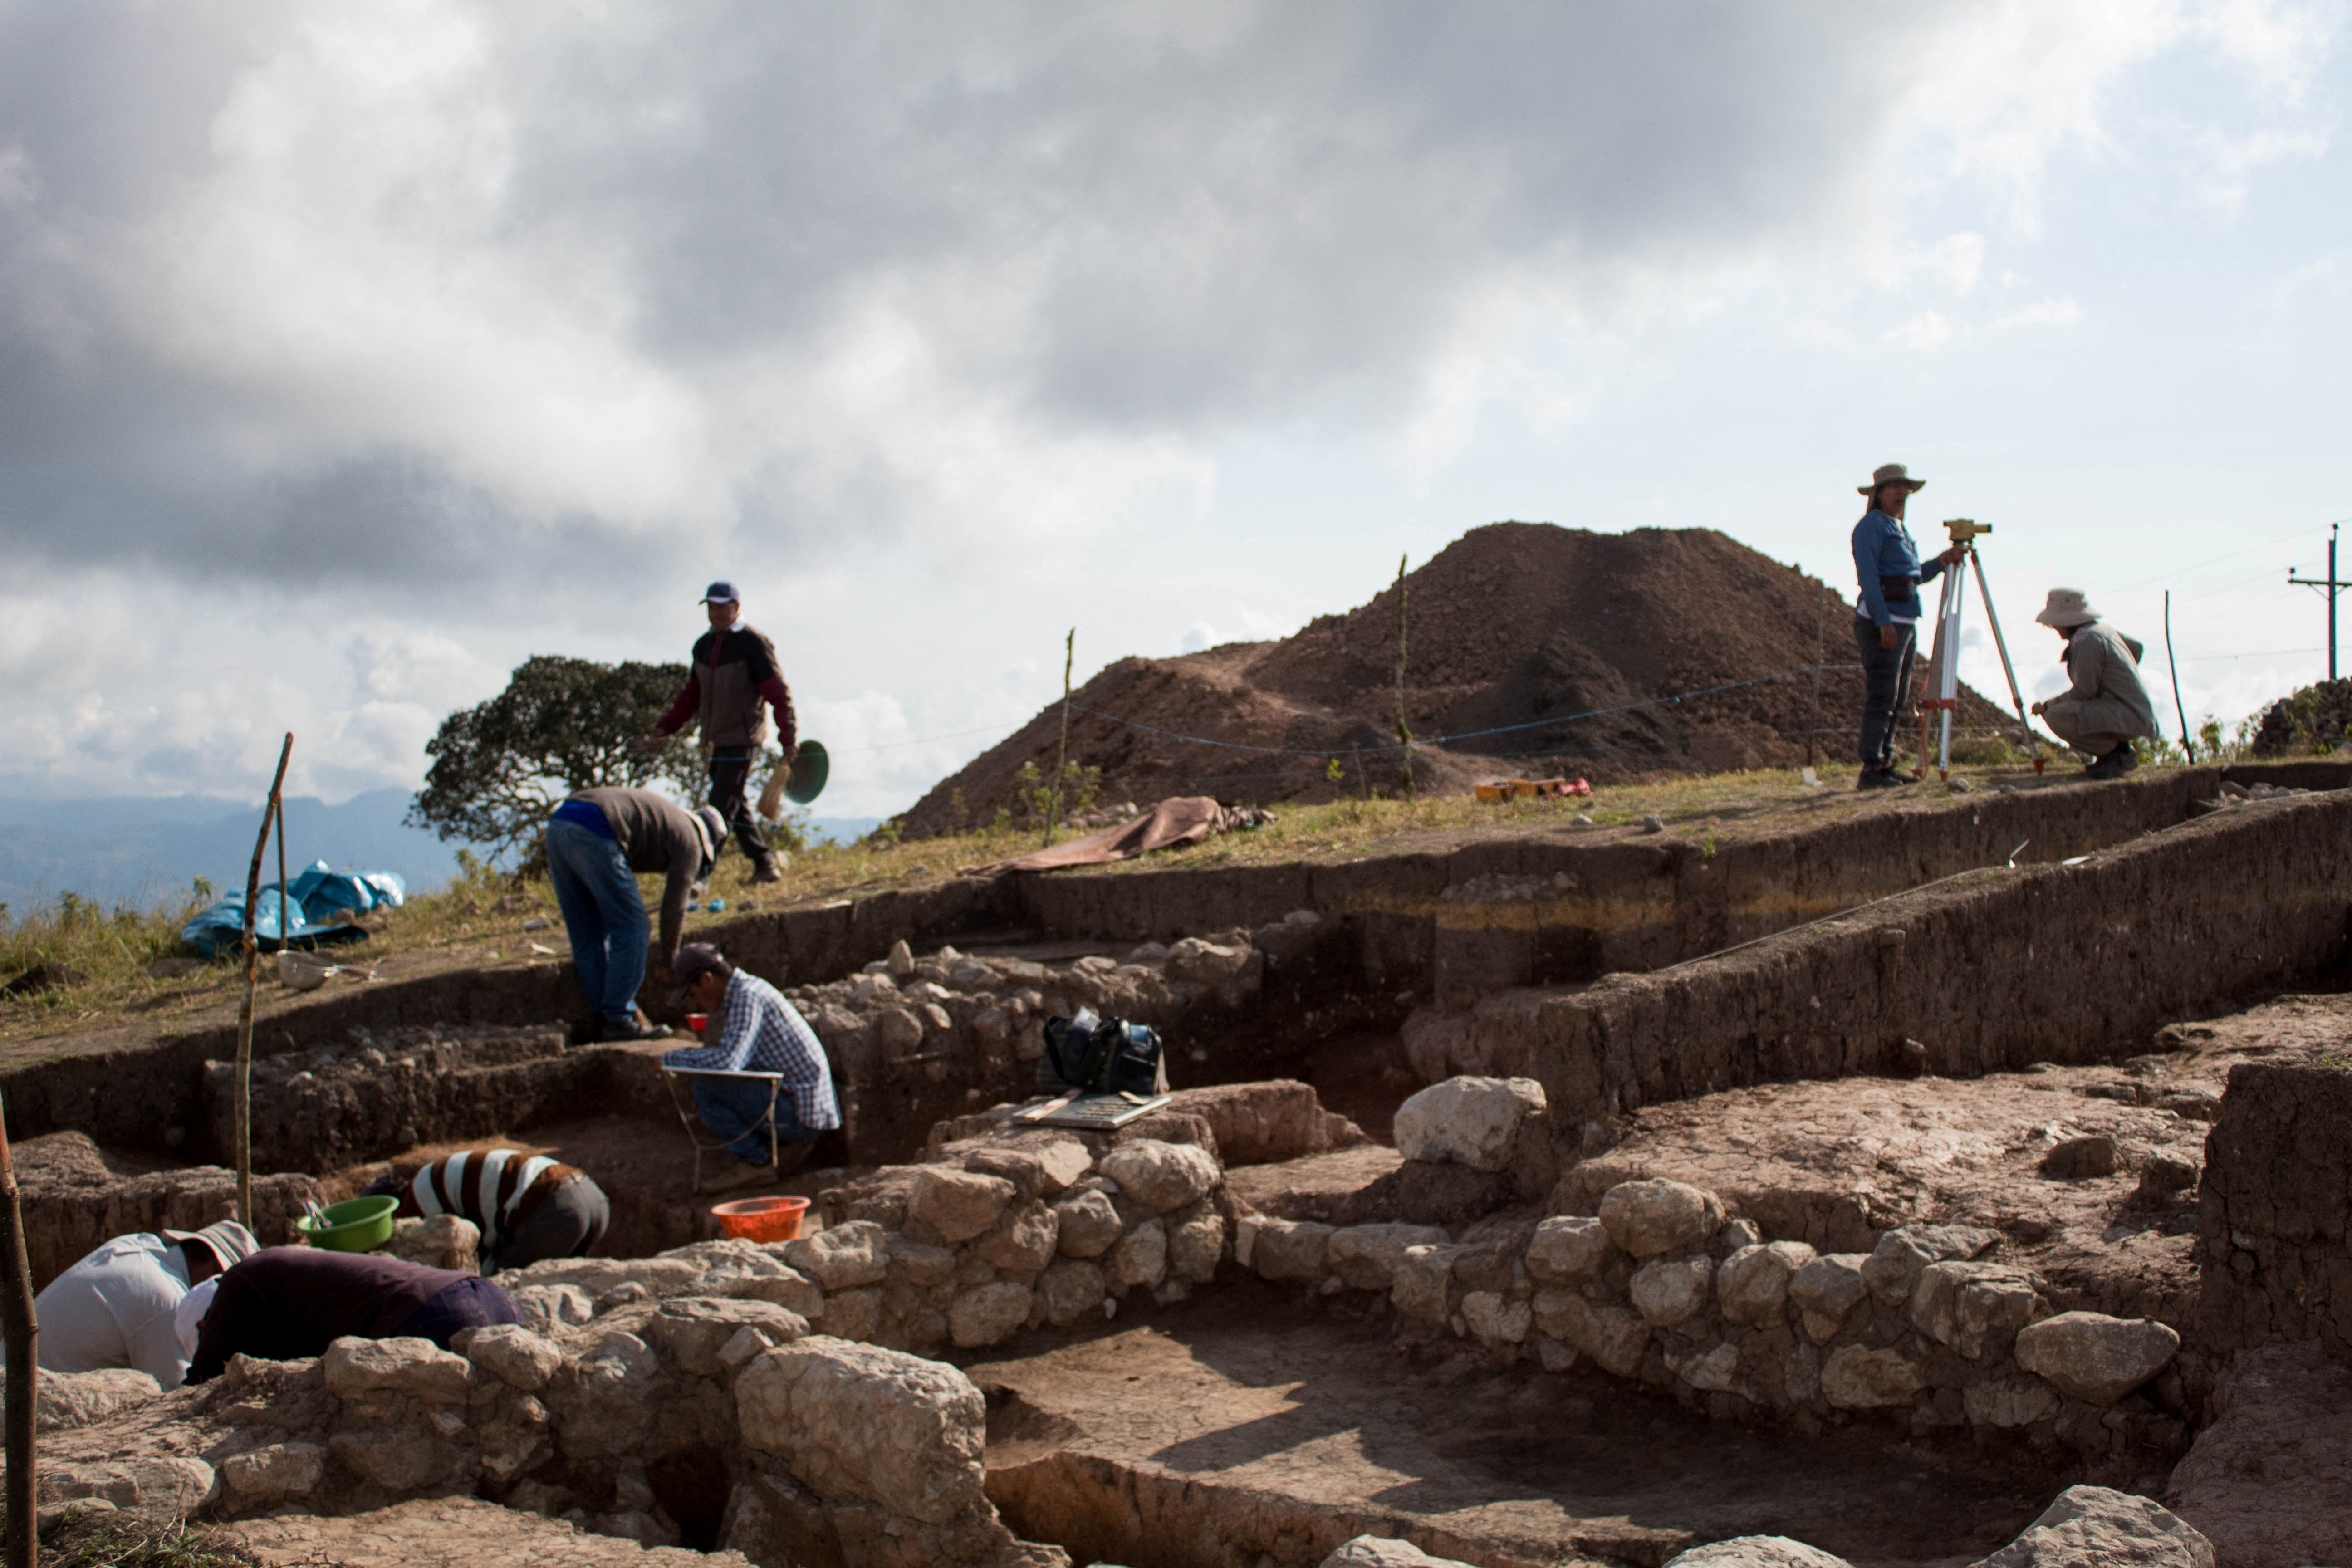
[662,970,841,1131]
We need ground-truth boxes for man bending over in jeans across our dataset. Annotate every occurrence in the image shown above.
[662,942,839,1191]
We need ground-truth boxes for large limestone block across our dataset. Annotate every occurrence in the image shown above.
[1038,1260,1107,1326]
[1666,1537,1854,1567]
[1532,1290,1649,1377]
[385,1213,481,1274]
[1320,1537,1478,1567]
[1107,1218,1170,1292]
[1098,1140,1222,1213]
[1393,1076,1546,1172]
[1666,1342,1742,1394]
[1631,1256,1715,1327]
[1460,1291,1531,1344]
[40,1456,218,1516]
[1819,1345,1924,1409]
[1326,1224,1452,1291]
[2012,1313,2180,1406]
[977,1200,1062,1274]
[219,1441,326,1508]
[736,1336,989,1524]
[647,1297,810,1377]
[505,1256,706,1299]
[1972,1485,2213,1568]
[949,1282,1034,1348]
[911,1167,1019,1243]
[785,1220,891,1290]
[1859,1225,1998,1306]
[463,1324,567,1391]
[1788,1254,1871,1343]
[34,1367,162,1432]
[1525,1215,1616,1286]
[1716,1242,1816,1326]
[329,1425,463,1492]
[1168,1206,1227,1284]
[322,1336,472,1404]
[1599,1180,1724,1258]
[1253,1220,1334,1283]
[510,1283,594,1336]
[1051,1189,1124,1258]
[1909,1262,2045,1361]
[1391,1245,1460,1324]
[1963,1376,2061,1430]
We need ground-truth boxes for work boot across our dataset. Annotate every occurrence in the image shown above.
[701,1157,776,1194]
[750,856,785,885]
[1856,768,1913,791]
[2085,745,2140,780]
[598,1015,671,1043]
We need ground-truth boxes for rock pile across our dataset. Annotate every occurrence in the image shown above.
[781,933,1266,1085]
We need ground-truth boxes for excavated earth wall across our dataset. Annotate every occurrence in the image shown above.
[1455,787,2352,1164]
[9,765,2340,1165]
[2193,1058,2352,1362]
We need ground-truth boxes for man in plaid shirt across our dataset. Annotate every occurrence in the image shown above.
[663,942,840,1190]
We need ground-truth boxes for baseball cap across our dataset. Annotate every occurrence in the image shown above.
[669,941,728,1006]
[699,581,740,604]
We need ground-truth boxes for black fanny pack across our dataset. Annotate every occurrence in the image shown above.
[1880,575,1920,601]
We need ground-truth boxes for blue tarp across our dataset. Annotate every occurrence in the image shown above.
[179,861,409,958]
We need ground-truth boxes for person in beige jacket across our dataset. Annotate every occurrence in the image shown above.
[2029,588,2160,779]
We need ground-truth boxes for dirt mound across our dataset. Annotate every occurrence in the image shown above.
[901,523,2014,835]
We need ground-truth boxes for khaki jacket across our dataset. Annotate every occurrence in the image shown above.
[2060,623,2160,741]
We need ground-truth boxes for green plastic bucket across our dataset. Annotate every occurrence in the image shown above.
[296,1194,398,1253]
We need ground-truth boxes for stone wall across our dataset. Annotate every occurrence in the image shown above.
[2193,1058,2352,1362]
[13,1132,323,1292]
[1443,789,2352,1157]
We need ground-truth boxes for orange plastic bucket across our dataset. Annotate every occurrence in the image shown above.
[711,1195,808,1244]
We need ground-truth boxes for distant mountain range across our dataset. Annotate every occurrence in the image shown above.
[0,790,882,914]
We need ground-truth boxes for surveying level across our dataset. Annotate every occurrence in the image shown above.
[1914,519,2046,780]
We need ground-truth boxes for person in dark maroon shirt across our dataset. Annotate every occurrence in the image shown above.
[642,580,797,884]
[183,1248,519,1385]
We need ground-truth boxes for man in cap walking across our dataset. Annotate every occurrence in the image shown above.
[2029,588,2159,779]
[644,581,798,883]
[1850,463,1966,789]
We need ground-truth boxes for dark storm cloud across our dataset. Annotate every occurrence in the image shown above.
[0,2,1940,594]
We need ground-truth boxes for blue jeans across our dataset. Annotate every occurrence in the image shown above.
[545,818,648,1023]
[392,1277,520,1348]
[691,1075,816,1166]
[1855,616,1916,771]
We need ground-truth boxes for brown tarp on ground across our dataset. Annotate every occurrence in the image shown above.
[964,795,1234,875]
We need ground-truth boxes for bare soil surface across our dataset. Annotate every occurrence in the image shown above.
[227,1495,743,1567]
[903,523,2017,832]
[967,1280,2050,1568]
[2165,1341,2352,1568]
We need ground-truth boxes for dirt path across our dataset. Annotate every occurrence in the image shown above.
[227,1495,744,1567]
[968,1283,2051,1568]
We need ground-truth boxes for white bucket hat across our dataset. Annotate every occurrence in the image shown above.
[2034,588,2101,629]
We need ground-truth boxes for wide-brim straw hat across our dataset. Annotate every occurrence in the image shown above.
[160,1219,259,1273]
[1858,462,1927,496]
[2034,588,2100,629]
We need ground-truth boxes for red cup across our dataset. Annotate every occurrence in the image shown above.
[686,1013,708,1035]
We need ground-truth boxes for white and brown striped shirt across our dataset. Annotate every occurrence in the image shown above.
[400,1150,574,1250]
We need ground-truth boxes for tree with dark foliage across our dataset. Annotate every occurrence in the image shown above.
[407,656,704,865]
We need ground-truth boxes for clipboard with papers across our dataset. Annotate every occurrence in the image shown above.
[1011,1088,1172,1132]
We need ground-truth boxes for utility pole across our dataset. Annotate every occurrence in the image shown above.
[2288,522,2349,681]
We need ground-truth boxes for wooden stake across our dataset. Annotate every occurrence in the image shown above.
[0,1087,36,1568]
[2165,590,2195,762]
[235,734,294,1229]
[1045,629,1075,848]
[1392,555,1414,799]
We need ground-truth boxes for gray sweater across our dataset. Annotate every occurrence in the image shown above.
[570,787,707,962]
[2060,624,2160,741]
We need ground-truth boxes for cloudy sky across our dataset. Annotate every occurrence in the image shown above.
[3,0,2347,823]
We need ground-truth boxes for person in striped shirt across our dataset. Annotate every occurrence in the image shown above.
[363,1148,610,1274]
[662,942,839,1191]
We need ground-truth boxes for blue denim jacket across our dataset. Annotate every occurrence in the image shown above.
[1851,509,1946,627]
